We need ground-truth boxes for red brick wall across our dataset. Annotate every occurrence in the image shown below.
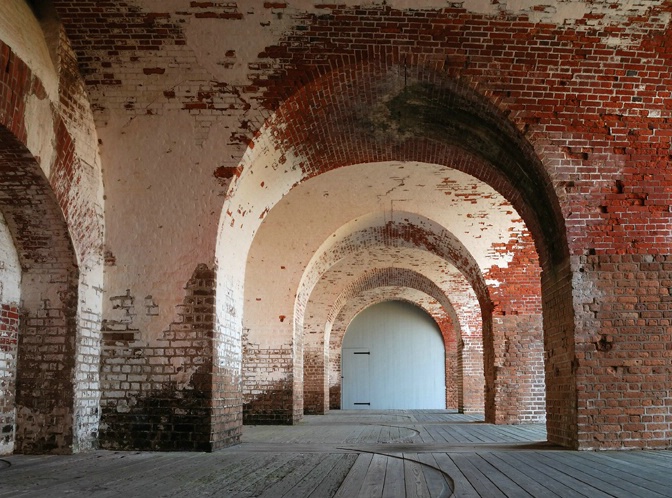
[303,347,328,415]
[50,1,672,449]
[485,231,546,424]
[574,254,672,449]
[459,333,485,413]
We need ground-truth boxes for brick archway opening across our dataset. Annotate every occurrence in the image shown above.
[0,126,79,454]
[218,61,573,447]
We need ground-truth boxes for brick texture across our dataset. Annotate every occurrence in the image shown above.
[99,265,216,451]
[0,304,19,453]
[38,1,672,451]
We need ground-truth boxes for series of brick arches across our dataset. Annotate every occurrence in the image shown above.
[3,57,566,451]
[0,42,577,453]
[217,62,575,447]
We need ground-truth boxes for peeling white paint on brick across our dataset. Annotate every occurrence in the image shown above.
[0,211,21,304]
[24,93,56,179]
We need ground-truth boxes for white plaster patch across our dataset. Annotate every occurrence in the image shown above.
[24,93,56,178]
[499,0,669,36]
[102,109,223,340]
[185,11,294,87]
[503,0,587,23]
[217,121,305,287]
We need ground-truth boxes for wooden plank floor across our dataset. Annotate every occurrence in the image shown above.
[0,410,670,497]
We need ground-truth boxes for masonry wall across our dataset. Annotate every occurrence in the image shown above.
[40,0,672,450]
[574,255,672,449]
[99,265,215,451]
[303,345,328,415]
[0,212,20,455]
[485,232,545,424]
[242,336,295,425]
[0,2,105,454]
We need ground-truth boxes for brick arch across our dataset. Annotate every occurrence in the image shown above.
[326,267,463,343]
[0,124,79,454]
[324,268,475,413]
[296,211,490,329]
[236,58,566,270]
[303,265,465,414]
[327,290,479,413]
[0,37,104,454]
[291,215,488,415]
[302,250,484,415]
[219,58,572,446]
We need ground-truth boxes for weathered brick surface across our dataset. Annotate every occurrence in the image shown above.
[0,0,105,454]
[297,220,490,416]
[485,231,546,424]
[242,348,295,424]
[0,304,19,454]
[99,265,215,451]
[574,254,672,449]
[0,125,79,454]
[31,0,672,451]
[459,333,484,414]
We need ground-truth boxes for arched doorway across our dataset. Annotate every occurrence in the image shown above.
[341,300,445,410]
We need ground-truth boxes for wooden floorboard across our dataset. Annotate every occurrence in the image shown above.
[503,451,615,498]
[356,453,387,498]
[1,411,672,497]
[382,453,406,498]
[255,453,327,498]
[406,452,436,498]
[430,452,481,498]
[478,451,563,497]
[567,450,672,491]
[333,453,374,498]
[415,453,453,498]
[449,453,508,497]
[228,453,301,497]
[532,451,641,498]
[542,450,670,498]
[599,452,672,482]
[307,453,358,498]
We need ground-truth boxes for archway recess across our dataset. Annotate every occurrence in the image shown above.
[309,257,482,416]
[341,300,446,410]
[216,61,568,445]
[238,160,545,428]
[0,126,79,454]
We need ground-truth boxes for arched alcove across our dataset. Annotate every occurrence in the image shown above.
[0,126,79,454]
[342,300,446,410]
[216,60,568,446]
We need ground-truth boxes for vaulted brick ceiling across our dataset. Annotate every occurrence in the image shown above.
[244,161,531,340]
[50,0,546,329]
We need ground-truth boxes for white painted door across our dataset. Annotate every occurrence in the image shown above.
[341,300,446,409]
[341,348,371,409]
